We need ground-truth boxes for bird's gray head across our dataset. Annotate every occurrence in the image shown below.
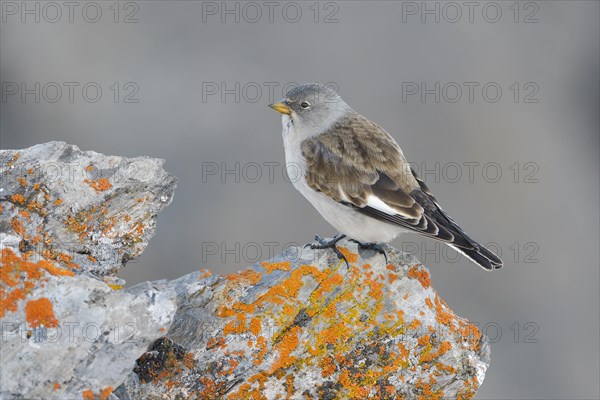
[269,83,351,138]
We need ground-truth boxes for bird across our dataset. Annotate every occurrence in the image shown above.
[268,83,502,270]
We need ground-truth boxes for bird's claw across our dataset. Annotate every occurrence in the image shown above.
[308,233,349,268]
[350,240,388,264]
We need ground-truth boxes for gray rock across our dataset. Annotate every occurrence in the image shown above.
[115,244,490,399]
[0,141,176,276]
[1,142,177,399]
[1,142,490,400]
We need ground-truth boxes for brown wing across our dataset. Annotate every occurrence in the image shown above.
[301,112,477,248]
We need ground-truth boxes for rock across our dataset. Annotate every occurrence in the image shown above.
[114,244,490,399]
[0,141,176,276]
[0,142,178,399]
[1,142,490,400]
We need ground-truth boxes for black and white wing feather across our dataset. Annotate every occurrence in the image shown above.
[301,112,503,270]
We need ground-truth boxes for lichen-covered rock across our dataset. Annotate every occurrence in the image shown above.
[0,142,178,399]
[1,142,490,400]
[0,141,176,276]
[114,243,490,399]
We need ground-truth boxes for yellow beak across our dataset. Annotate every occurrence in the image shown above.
[268,101,291,115]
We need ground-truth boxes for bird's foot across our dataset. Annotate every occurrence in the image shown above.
[306,233,349,267]
[350,240,388,264]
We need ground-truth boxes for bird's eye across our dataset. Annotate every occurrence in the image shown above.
[300,101,310,109]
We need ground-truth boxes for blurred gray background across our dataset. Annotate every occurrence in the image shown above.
[1,1,598,398]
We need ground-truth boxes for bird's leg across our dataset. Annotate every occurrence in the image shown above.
[350,239,388,264]
[307,233,349,267]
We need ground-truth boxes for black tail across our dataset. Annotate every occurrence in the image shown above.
[449,243,503,270]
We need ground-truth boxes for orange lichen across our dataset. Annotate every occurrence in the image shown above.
[1,288,26,317]
[269,326,301,374]
[365,276,384,300]
[397,342,409,363]
[25,297,58,328]
[388,273,399,283]
[66,215,89,240]
[11,194,26,204]
[223,313,247,336]
[425,297,434,309]
[419,337,453,364]
[409,319,421,330]
[131,220,145,237]
[249,317,262,336]
[438,341,451,356]
[10,217,26,236]
[434,294,455,328]
[285,374,295,398]
[53,198,63,206]
[63,201,141,243]
[260,261,291,274]
[254,336,267,365]
[418,334,431,347]
[198,269,212,279]
[415,376,444,400]
[337,247,358,264]
[85,178,112,192]
[0,249,75,318]
[227,383,264,400]
[206,337,225,350]
[199,377,220,399]
[226,269,262,286]
[99,387,113,400]
[53,382,61,390]
[438,362,457,374]
[183,353,195,369]
[338,368,370,398]
[82,389,94,400]
[18,210,31,221]
[42,262,76,277]
[459,323,482,348]
[320,322,351,346]
[314,273,343,299]
[55,252,81,270]
[254,265,324,308]
[321,355,336,377]
[26,200,44,215]
[408,266,430,288]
